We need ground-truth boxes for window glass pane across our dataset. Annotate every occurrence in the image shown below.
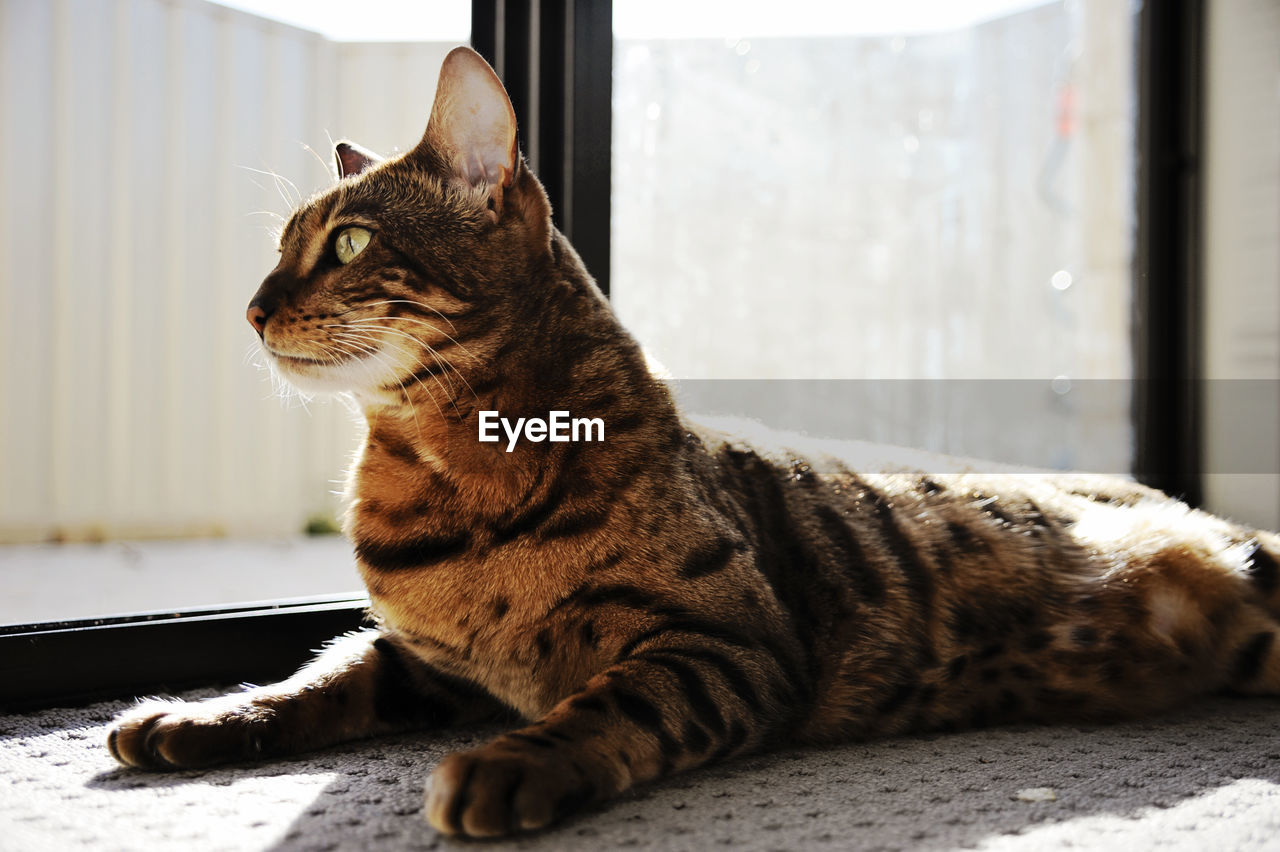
[0,0,467,624]
[612,1,1135,473]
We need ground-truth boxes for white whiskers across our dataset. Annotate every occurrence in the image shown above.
[239,165,302,209]
[357,299,463,336]
[323,313,479,413]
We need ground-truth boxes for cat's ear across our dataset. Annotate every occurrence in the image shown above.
[334,141,383,179]
[418,46,517,196]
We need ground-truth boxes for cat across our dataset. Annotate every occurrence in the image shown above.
[107,46,1280,838]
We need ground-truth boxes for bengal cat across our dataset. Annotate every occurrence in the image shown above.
[107,47,1280,838]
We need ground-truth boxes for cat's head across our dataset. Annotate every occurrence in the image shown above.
[246,47,552,400]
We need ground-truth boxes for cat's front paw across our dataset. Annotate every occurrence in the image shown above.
[107,697,269,770]
[425,736,608,837]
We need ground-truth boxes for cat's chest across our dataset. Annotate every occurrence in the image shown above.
[347,445,611,714]
[363,562,598,718]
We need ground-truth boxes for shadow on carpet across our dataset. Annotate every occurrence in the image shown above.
[3,689,1279,851]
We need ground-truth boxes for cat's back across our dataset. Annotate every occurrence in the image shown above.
[683,412,1201,568]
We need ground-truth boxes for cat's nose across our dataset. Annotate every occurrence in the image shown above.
[246,303,271,338]
[248,270,289,338]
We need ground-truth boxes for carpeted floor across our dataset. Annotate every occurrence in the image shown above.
[3,688,1279,851]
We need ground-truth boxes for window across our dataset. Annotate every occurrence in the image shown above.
[611,0,1135,476]
[3,0,1253,708]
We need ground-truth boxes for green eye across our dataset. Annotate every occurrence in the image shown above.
[334,227,371,264]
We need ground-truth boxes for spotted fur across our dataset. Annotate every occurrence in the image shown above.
[108,47,1280,838]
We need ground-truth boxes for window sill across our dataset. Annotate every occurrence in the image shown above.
[0,595,369,712]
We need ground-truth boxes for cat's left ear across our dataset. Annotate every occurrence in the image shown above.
[417,46,518,202]
[334,141,383,179]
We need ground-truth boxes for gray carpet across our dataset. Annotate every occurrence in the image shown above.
[3,688,1280,851]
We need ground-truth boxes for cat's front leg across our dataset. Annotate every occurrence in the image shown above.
[108,629,506,770]
[425,645,792,837]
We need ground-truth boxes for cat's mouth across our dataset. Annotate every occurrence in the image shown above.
[263,342,400,396]
[269,349,346,368]
[265,346,362,386]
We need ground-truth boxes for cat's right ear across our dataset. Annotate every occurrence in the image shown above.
[334,141,383,179]
[416,47,518,204]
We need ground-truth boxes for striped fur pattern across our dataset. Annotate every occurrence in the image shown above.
[108,47,1280,837]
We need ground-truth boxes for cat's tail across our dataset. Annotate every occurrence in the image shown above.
[1243,529,1280,619]
[1219,528,1280,696]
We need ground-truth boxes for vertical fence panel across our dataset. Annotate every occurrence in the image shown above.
[173,0,222,534]
[160,0,189,526]
[1,0,57,537]
[128,0,170,528]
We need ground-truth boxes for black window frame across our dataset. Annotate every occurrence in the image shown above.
[470,0,613,296]
[0,0,1203,712]
[1132,0,1203,505]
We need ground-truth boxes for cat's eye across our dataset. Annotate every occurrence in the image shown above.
[333,227,372,265]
